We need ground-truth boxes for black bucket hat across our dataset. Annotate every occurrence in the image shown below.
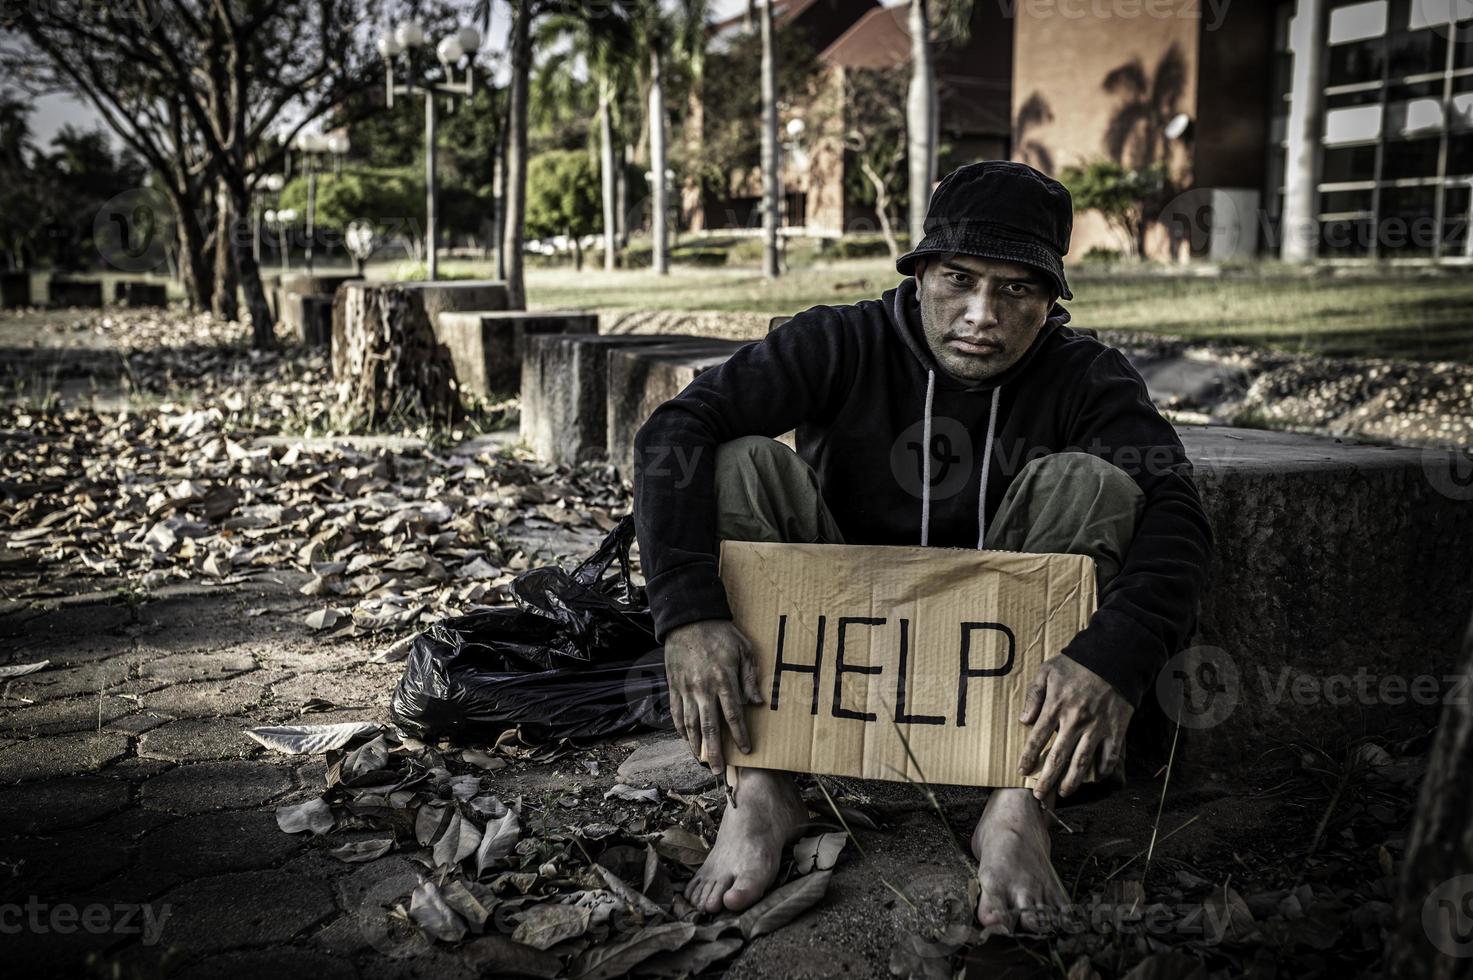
[896,160,1074,301]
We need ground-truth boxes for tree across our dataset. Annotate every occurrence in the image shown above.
[503,0,535,308]
[277,166,422,263]
[1059,160,1166,259]
[906,0,974,243]
[839,66,909,258]
[7,1,386,347]
[758,0,778,277]
[0,93,43,271]
[905,0,936,246]
[526,149,600,268]
[535,6,636,271]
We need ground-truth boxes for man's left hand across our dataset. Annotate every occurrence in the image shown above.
[1017,656,1133,800]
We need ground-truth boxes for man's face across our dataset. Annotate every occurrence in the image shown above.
[915,254,1054,383]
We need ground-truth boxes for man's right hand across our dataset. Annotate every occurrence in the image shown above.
[663,619,764,775]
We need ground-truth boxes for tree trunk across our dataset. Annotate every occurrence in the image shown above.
[212,177,240,321]
[1389,613,1473,979]
[616,144,630,253]
[493,117,507,282]
[649,44,669,276]
[599,90,618,272]
[906,0,936,248]
[331,283,461,428]
[173,187,213,312]
[759,0,780,279]
[502,0,532,310]
[572,229,583,271]
[221,175,276,350]
[861,159,900,259]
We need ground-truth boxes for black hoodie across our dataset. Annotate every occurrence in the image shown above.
[631,277,1213,708]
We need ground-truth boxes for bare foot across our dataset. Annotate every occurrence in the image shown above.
[972,788,1068,934]
[686,768,809,913]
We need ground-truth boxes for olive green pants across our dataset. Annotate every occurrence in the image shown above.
[713,435,1144,591]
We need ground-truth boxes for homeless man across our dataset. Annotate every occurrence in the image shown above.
[631,160,1214,931]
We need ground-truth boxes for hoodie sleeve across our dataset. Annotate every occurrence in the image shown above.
[1058,347,1215,708]
[632,308,855,641]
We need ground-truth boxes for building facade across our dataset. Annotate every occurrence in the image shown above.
[695,0,1473,262]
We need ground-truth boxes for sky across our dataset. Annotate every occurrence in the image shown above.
[23,0,890,152]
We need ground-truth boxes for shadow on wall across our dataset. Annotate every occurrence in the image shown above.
[1013,92,1054,176]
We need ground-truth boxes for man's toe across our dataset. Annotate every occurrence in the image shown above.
[722,872,767,912]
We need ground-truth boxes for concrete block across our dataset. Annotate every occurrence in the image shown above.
[384,279,509,323]
[521,334,690,466]
[1171,426,1473,769]
[278,275,359,339]
[607,339,746,481]
[113,281,168,308]
[47,278,104,308]
[437,310,597,399]
[1,271,32,308]
[290,294,334,348]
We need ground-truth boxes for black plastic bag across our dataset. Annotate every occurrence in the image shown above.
[389,517,671,742]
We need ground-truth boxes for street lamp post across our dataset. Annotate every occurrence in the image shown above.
[378,21,481,281]
[253,173,285,265]
[265,208,297,273]
[291,132,350,274]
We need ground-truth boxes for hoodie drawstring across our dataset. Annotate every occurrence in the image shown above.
[919,372,1001,551]
[976,385,1000,548]
[920,369,936,546]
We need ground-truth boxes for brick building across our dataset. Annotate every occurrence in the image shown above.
[694,0,1473,263]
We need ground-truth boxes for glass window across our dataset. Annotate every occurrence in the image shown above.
[1319,216,1375,255]
[1331,1,1389,42]
[1329,37,1386,84]
[1323,143,1381,180]
[1445,185,1472,251]
[1386,27,1448,76]
[1382,134,1443,177]
[1455,93,1473,128]
[1386,97,1446,134]
[1406,0,1473,29]
[1328,87,1386,108]
[1459,33,1473,69]
[1379,184,1440,254]
[1448,132,1473,174]
[1387,78,1446,99]
[1327,104,1386,142]
[1322,188,1377,212]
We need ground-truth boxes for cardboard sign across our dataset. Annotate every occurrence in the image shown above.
[717,541,1097,788]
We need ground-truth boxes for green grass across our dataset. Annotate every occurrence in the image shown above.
[514,254,1473,364]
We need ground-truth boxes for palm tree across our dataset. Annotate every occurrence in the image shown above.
[906,0,973,246]
[759,0,779,278]
[503,0,534,308]
[536,7,636,271]
[624,0,674,275]
[906,0,934,247]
